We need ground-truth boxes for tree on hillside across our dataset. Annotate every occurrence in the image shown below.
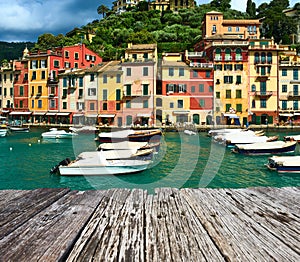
[97,5,109,18]
[246,0,256,18]
[210,0,231,12]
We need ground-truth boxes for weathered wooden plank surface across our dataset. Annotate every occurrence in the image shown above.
[181,187,300,261]
[0,187,299,262]
[0,188,70,239]
[0,190,105,261]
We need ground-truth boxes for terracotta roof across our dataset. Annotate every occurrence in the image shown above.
[127,43,157,50]
[222,19,261,25]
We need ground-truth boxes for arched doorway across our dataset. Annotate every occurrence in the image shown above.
[193,114,199,125]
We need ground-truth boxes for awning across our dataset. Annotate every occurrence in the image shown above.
[33,112,46,116]
[279,113,293,117]
[86,114,98,118]
[1,110,10,113]
[98,114,115,118]
[73,114,84,117]
[137,113,151,117]
[56,113,70,116]
[173,110,190,115]
[293,113,300,116]
[9,112,32,115]
[223,113,239,118]
[46,112,57,116]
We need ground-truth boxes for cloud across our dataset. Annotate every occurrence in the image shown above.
[0,0,112,42]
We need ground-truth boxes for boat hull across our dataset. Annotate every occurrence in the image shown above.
[9,126,29,132]
[59,163,149,176]
[233,143,297,155]
[266,156,300,174]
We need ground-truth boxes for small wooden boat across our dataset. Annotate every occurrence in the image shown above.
[42,128,77,139]
[184,130,197,136]
[266,156,300,174]
[8,125,30,132]
[284,134,300,143]
[97,129,162,143]
[232,141,297,155]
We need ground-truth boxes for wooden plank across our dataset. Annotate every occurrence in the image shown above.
[0,188,70,239]
[0,190,28,203]
[181,188,300,261]
[223,188,300,254]
[246,187,300,216]
[0,190,105,261]
[145,188,225,262]
[66,188,147,261]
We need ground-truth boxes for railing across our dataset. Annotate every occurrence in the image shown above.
[288,91,300,97]
[189,62,213,68]
[255,91,273,96]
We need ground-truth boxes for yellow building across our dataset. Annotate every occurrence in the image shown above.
[248,38,282,125]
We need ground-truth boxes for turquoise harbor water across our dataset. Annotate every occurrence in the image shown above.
[0,127,300,193]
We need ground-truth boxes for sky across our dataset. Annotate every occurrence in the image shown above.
[0,0,298,43]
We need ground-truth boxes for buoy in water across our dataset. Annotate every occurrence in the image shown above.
[9,147,12,151]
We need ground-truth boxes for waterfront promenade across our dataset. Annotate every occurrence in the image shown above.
[0,187,299,261]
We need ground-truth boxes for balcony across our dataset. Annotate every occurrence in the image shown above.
[214,56,222,61]
[189,62,213,68]
[224,56,232,61]
[288,91,300,98]
[254,91,273,97]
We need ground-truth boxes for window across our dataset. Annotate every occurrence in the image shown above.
[50,99,55,109]
[78,89,83,98]
[62,89,67,98]
[65,51,69,58]
[19,101,23,108]
[143,84,149,95]
[31,100,34,108]
[261,99,267,108]
[212,25,216,33]
[293,85,298,95]
[19,86,24,96]
[282,85,287,93]
[38,100,42,108]
[236,75,241,84]
[191,86,195,93]
[226,104,231,112]
[216,92,220,98]
[224,76,233,83]
[102,103,107,110]
[74,62,78,68]
[103,89,108,100]
[251,84,256,92]
[260,81,267,94]
[226,90,231,98]
[10,87,13,96]
[261,52,266,63]
[236,26,240,32]
[103,74,107,83]
[41,60,46,68]
[116,89,121,101]
[252,100,256,108]
[254,52,260,64]
[228,26,232,32]
[88,88,96,96]
[126,115,132,126]
[282,69,287,76]
[179,68,184,76]
[156,98,162,107]
[199,84,204,92]
[199,99,205,108]
[234,64,243,71]
[178,84,186,93]
[126,85,131,96]
[126,100,131,108]
[205,71,210,78]
[293,100,298,110]
[282,100,287,110]
[41,71,46,79]
[167,84,174,93]
[236,104,242,112]
[74,52,79,60]
[267,52,272,64]
[169,68,174,76]
[116,103,121,111]
[170,102,174,108]
[116,74,121,83]
[79,77,83,87]
[261,67,266,76]
[215,64,222,70]
[236,90,242,98]
[90,74,95,81]
[77,102,84,110]
[32,71,36,80]
[32,60,37,69]
[143,67,148,76]
[126,68,131,76]
[38,86,42,94]
[293,69,299,80]
[224,64,233,70]
[63,102,67,109]
[63,78,67,87]
[192,70,198,77]
[177,100,183,108]
[54,60,59,68]
[143,100,148,108]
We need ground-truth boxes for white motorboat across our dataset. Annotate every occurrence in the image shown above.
[284,134,300,143]
[97,141,160,151]
[232,141,297,155]
[41,128,77,139]
[0,129,8,137]
[69,126,98,133]
[56,152,152,176]
[184,130,197,136]
[266,156,300,174]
